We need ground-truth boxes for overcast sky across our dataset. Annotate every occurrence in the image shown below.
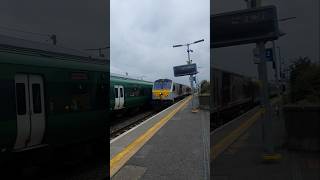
[111,0,210,85]
[0,0,108,57]
[211,0,319,80]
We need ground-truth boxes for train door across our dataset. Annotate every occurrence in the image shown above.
[119,85,124,109]
[114,85,124,110]
[14,74,46,149]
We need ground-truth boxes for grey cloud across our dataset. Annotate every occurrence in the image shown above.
[111,0,210,85]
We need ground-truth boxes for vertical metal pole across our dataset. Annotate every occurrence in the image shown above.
[187,44,191,64]
[272,41,281,97]
[277,46,282,80]
[258,42,274,154]
[247,0,275,156]
[272,42,278,81]
[187,44,195,110]
[246,0,264,100]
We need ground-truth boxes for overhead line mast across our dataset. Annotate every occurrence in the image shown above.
[173,39,204,112]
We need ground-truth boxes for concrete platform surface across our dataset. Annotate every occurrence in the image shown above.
[110,98,187,160]
[211,103,320,180]
[112,96,210,180]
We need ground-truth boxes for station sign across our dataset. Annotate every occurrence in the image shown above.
[211,5,279,48]
[173,63,197,77]
[252,47,274,64]
[265,48,273,61]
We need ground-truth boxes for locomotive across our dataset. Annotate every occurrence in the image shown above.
[152,79,191,105]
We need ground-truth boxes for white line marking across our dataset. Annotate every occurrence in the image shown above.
[110,100,184,144]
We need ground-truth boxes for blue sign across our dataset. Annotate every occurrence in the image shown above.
[265,48,273,61]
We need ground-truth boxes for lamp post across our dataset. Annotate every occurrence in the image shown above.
[173,39,204,112]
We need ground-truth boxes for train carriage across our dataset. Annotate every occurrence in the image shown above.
[211,67,279,129]
[110,75,153,112]
[0,35,109,164]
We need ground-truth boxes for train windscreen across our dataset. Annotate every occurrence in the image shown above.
[154,79,172,90]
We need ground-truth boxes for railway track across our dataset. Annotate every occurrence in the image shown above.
[110,100,183,141]
[210,104,256,132]
[110,110,157,140]
[210,97,279,132]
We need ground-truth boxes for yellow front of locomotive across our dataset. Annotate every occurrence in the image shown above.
[152,79,173,101]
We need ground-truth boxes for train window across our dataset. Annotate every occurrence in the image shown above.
[72,83,88,94]
[134,88,140,96]
[16,83,26,115]
[32,84,42,113]
[153,81,162,89]
[179,85,183,94]
[163,81,171,89]
[115,88,118,98]
[144,88,150,96]
[140,88,144,96]
[129,87,140,97]
[172,85,175,91]
[129,88,134,96]
[120,88,124,97]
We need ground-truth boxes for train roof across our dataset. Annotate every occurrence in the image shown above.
[154,78,172,82]
[154,78,190,88]
[111,74,153,86]
[0,34,108,64]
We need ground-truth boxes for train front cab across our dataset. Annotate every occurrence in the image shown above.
[152,79,174,106]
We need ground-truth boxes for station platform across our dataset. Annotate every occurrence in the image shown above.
[211,98,320,180]
[110,95,210,179]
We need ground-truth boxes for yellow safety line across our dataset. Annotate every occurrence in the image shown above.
[211,96,281,160]
[211,108,264,160]
[110,96,192,177]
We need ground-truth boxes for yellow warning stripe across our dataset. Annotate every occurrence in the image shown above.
[211,108,263,160]
[110,96,192,177]
[211,96,282,160]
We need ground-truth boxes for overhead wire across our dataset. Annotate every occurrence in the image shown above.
[0,25,50,37]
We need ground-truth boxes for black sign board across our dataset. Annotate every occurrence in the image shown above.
[211,6,279,48]
[173,63,197,77]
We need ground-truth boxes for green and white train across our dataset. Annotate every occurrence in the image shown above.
[0,35,109,164]
[110,75,153,112]
[0,35,155,166]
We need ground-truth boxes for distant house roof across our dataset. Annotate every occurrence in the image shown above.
[0,34,107,61]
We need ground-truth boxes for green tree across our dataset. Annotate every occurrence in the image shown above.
[200,80,210,94]
[289,57,320,103]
